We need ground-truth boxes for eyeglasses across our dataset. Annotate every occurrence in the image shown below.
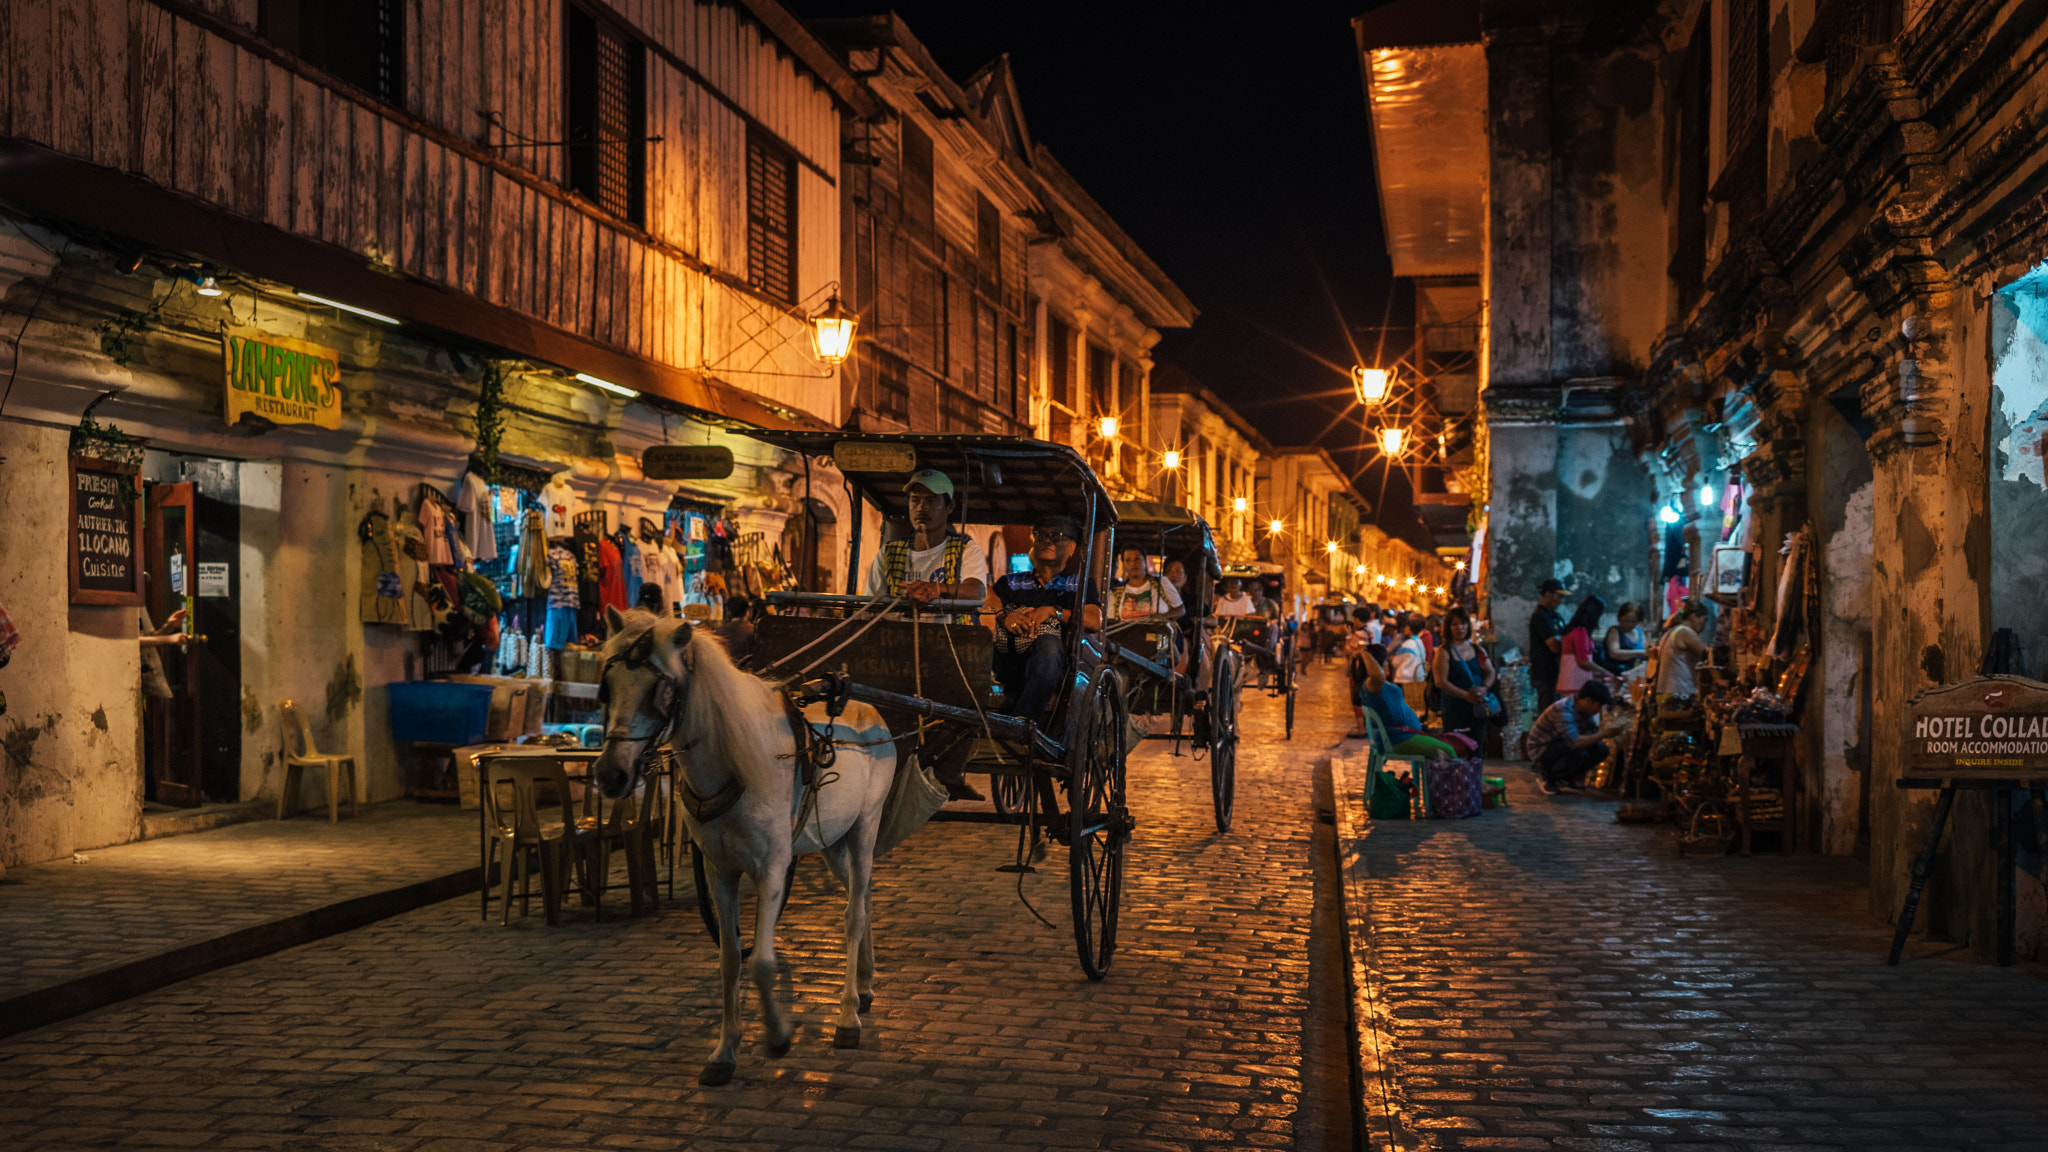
[1031,530,1074,543]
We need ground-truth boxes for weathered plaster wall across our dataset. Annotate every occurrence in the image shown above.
[1811,403,1873,858]
[1553,423,1655,619]
[1486,418,1559,661]
[1485,36,1553,388]
[1550,44,1668,380]
[0,420,144,866]
[1987,280,2048,672]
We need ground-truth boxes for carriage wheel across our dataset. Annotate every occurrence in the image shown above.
[1208,646,1240,834]
[1069,669,1131,982]
[1279,635,1298,740]
[990,773,1030,816]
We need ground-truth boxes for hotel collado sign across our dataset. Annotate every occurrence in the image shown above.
[1907,675,2048,779]
[221,329,344,430]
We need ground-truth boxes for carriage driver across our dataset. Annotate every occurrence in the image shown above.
[862,468,988,605]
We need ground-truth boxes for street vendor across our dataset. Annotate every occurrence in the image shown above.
[1528,681,1626,795]
[862,468,987,606]
[985,514,1101,724]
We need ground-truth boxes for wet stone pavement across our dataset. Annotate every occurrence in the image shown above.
[0,668,1340,1152]
[1347,765,2048,1152]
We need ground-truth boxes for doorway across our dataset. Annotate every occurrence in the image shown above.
[141,453,244,807]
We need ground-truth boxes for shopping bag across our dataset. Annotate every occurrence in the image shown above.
[1427,754,1485,819]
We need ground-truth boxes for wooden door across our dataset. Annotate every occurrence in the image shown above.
[144,482,202,807]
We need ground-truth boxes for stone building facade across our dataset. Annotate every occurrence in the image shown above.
[1363,0,2048,959]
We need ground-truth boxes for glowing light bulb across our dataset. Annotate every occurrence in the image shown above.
[1658,505,1681,524]
[1162,450,1181,469]
[1098,416,1118,439]
[1379,427,1406,455]
[1325,541,1338,554]
[1698,483,1717,508]
[1233,496,1247,513]
[1269,519,1284,535]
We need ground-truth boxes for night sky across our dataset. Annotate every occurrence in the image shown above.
[788,0,1429,549]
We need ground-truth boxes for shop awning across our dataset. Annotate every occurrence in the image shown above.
[1354,2,1485,280]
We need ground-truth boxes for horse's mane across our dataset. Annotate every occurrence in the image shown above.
[603,609,785,785]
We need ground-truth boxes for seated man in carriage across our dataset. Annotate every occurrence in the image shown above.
[860,468,988,606]
[1110,545,1186,673]
[985,514,1102,725]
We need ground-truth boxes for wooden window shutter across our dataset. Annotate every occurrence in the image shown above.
[747,130,798,304]
[975,194,1001,297]
[901,122,934,231]
[565,4,645,223]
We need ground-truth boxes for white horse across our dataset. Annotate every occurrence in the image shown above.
[592,606,897,1086]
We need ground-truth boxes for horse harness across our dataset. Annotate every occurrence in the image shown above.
[600,625,837,830]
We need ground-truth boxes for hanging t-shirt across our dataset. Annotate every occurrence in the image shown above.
[618,535,644,607]
[597,538,628,612]
[541,478,578,537]
[1112,576,1183,621]
[417,498,454,566]
[546,546,580,610]
[457,473,496,561]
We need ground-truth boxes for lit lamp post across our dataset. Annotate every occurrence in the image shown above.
[1098,416,1119,439]
[1379,427,1406,456]
[1162,449,1180,469]
[809,294,858,365]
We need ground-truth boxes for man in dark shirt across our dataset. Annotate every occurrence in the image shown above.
[1528,577,1568,715]
[712,594,754,669]
[986,514,1102,724]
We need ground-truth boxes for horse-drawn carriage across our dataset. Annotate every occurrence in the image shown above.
[1219,562,1299,738]
[741,431,1134,982]
[1104,501,1238,833]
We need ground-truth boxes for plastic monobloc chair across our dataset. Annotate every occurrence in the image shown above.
[479,754,599,926]
[278,700,359,822]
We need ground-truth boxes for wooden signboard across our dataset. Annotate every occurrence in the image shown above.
[1904,675,2048,782]
[69,457,144,606]
[642,444,734,480]
[832,441,916,473]
[222,329,344,430]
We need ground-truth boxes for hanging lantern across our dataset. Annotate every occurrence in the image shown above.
[1268,518,1284,535]
[1351,365,1390,406]
[1162,449,1181,469]
[808,294,858,365]
[1233,496,1247,513]
[1098,416,1119,439]
[1379,427,1406,455]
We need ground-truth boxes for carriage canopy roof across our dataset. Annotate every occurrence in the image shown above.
[1110,501,1223,580]
[737,430,1119,527]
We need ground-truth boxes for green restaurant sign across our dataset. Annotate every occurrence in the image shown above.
[222,329,344,430]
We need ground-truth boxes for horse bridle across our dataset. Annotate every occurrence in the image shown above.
[600,625,690,764]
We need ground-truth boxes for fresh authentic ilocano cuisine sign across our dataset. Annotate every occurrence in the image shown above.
[1907,676,2048,777]
[222,329,344,429]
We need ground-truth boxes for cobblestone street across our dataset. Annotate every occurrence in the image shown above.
[1341,763,2048,1151]
[0,669,1342,1152]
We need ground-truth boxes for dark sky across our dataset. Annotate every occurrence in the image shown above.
[788,0,1430,549]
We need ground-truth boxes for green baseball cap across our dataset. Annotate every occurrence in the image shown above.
[903,469,953,498]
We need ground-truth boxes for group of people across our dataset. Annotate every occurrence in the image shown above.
[1523,578,1713,794]
[1343,604,1498,762]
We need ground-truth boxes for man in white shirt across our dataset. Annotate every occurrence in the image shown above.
[1214,578,1253,617]
[862,469,988,605]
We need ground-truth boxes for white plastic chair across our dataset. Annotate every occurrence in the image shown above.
[278,700,359,821]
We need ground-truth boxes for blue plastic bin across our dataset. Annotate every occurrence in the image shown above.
[388,681,495,745]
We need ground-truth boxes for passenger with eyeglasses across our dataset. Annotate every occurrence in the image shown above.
[983,514,1102,726]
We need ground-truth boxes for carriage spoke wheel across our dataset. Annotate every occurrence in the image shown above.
[1208,647,1240,834]
[990,773,1030,817]
[1070,670,1131,981]
[1280,636,1298,740]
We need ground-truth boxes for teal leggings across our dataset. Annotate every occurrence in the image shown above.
[1390,732,1456,760]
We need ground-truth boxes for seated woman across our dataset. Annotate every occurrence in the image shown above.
[1354,642,1457,760]
[1109,546,1185,674]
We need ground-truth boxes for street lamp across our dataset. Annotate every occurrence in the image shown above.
[1698,483,1717,508]
[808,294,858,365]
[1233,496,1247,513]
[1268,518,1284,535]
[1455,560,1467,571]
[1379,427,1406,455]
[1354,564,1366,575]
[1099,416,1119,439]
[1162,449,1180,469]
[1351,365,1390,406]
[1325,541,1338,554]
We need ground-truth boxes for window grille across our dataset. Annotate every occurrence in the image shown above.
[565,4,645,223]
[746,131,798,303]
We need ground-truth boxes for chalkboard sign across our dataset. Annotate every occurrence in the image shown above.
[1904,675,2048,781]
[69,457,144,606]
